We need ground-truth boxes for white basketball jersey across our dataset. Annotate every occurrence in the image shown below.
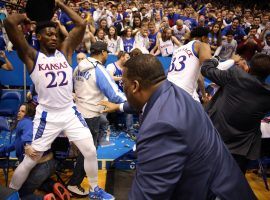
[167,40,200,96]
[30,50,73,110]
[159,38,174,57]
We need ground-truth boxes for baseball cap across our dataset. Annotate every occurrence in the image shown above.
[90,41,108,54]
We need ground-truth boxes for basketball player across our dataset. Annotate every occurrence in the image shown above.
[166,27,212,102]
[167,27,238,102]
[4,0,114,199]
[168,27,230,102]
[100,27,237,109]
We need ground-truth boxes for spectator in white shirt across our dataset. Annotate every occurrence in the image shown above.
[105,26,124,55]
[172,19,190,42]
[133,26,150,54]
[93,0,111,25]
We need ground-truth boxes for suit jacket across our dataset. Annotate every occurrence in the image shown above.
[202,59,270,160]
[129,80,255,200]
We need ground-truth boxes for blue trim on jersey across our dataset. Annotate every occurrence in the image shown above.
[72,106,88,127]
[29,51,39,75]
[58,50,71,67]
[95,64,126,103]
[34,111,47,140]
[192,42,199,59]
[112,62,124,91]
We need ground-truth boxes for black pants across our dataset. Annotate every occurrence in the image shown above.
[232,154,250,174]
[67,116,100,186]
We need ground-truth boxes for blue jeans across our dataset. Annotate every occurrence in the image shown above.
[19,158,56,198]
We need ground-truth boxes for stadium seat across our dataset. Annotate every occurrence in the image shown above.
[0,116,9,131]
[0,91,21,117]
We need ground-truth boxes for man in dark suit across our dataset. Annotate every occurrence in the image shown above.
[117,54,255,200]
[201,53,270,174]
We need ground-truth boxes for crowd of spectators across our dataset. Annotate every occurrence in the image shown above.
[0,0,269,198]
[0,0,268,59]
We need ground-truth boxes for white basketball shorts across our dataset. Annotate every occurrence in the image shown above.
[31,104,93,152]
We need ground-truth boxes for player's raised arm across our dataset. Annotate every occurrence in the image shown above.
[56,0,86,63]
[3,14,36,72]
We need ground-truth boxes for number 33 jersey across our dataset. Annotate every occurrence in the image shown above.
[167,40,200,97]
[30,50,73,109]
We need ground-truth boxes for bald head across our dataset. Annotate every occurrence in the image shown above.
[176,19,183,26]
[77,52,87,64]
[176,19,184,30]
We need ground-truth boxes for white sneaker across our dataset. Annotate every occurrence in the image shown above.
[67,185,88,197]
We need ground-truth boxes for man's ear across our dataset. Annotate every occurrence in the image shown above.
[36,33,41,41]
[132,80,140,93]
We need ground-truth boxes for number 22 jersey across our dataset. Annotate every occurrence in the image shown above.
[30,50,73,110]
[167,40,200,97]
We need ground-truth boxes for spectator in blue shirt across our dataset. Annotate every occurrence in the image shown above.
[0,103,70,200]
[79,0,95,15]
[59,2,76,32]
[222,17,246,43]
[167,5,180,27]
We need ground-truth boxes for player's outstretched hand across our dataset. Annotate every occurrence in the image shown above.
[97,100,120,113]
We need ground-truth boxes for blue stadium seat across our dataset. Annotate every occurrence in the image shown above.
[0,116,11,186]
[0,116,9,131]
[0,91,21,117]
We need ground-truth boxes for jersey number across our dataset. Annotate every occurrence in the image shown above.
[168,55,187,72]
[46,71,68,88]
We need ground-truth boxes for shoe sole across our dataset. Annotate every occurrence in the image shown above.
[44,194,57,200]
[53,183,71,200]
[67,189,89,198]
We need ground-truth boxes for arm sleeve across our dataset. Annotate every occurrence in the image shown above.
[95,65,127,103]
[119,38,124,52]
[201,58,233,87]
[240,28,247,37]
[123,102,137,114]
[217,59,234,70]
[129,122,188,200]
[93,10,101,23]
[107,15,112,27]
[0,141,15,153]
[214,46,222,56]
[221,27,228,36]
